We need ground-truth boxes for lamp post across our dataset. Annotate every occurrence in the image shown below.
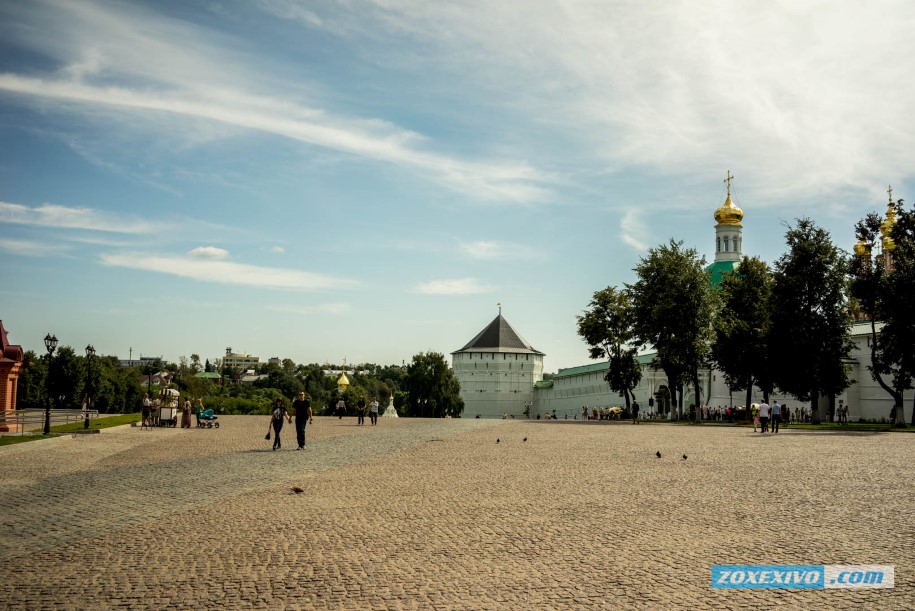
[84,344,95,429]
[43,333,58,435]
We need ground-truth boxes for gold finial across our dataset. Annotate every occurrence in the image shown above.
[725,170,734,196]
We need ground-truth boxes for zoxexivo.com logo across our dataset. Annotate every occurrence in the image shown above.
[711,565,894,589]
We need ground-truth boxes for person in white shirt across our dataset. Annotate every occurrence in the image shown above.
[757,401,770,433]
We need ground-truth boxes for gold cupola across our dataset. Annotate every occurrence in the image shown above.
[853,237,872,257]
[880,188,897,251]
[714,171,743,226]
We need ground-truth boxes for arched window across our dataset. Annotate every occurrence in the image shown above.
[723,236,729,252]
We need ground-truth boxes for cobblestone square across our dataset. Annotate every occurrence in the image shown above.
[2,417,912,609]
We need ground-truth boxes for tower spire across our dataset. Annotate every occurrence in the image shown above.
[888,184,894,204]
[724,170,734,196]
[497,302,502,316]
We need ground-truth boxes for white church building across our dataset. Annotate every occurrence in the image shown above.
[453,179,900,423]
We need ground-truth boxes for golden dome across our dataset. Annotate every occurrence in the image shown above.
[714,193,744,226]
[337,372,350,388]
[880,201,897,251]
[853,238,871,256]
[880,203,897,238]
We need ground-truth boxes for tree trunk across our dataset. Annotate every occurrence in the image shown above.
[745,384,753,425]
[692,372,701,423]
[677,384,684,420]
[894,398,906,427]
[810,389,821,424]
[868,319,904,412]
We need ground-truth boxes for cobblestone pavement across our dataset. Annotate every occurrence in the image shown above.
[1,417,912,609]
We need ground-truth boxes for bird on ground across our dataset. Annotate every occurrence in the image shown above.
[523,437,527,442]
[291,486,304,494]
[496,438,500,444]
[682,455,688,460]
[656,451,661,458]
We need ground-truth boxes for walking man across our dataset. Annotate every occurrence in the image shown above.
[293,391,313,450]
[758,400,770,433]
[369,396,379,425]
[771,400,781,433]
[632,399,640,424]
[357,396,366,425]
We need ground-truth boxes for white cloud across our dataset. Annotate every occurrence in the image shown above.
[413,278,493,295]
[266,303,351,315]
[460,240,536,261]
[619,209,649,252]
[0,0,555,203]
[188,246,229,260]
[289,0,915,204]
[0,201,153,233]
[271,245,286,254]
[100,252,356,291]
[0,238,70,257]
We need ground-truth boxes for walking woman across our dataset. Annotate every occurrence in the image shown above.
[270,397,291,450]
[181,397,192,428]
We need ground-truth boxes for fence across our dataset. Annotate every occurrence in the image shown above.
[0,409,99,434]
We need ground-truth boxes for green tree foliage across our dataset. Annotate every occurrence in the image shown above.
[771,218,853,423]
[849,206,908,425]
[710,256,775,411]
[403,352,463,418]
[91,356,143,413]
[48,346,84,410]
[15,350,46,410]
[628,240,717,420]
[577,287,642,409]
[880,200,915,424]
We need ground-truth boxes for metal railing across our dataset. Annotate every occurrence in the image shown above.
[0,409,100,435]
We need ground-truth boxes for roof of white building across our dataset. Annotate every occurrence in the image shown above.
[452,314,544,355]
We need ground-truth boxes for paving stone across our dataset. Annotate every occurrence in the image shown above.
[1,417,912,608]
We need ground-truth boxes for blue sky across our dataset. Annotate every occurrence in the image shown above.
[2,0,913,372]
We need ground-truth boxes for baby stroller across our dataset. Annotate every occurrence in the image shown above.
[197,409,220,429]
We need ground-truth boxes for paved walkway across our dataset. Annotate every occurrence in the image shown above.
[1,417,912,609]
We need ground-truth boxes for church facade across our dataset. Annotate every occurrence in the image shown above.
[454,179,899,422]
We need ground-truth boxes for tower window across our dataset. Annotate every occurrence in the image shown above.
[723,236,729,252]
[717,236,721,252]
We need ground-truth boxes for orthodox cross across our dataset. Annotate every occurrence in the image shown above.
[497,302,502,315]
[724,170,734,195]
[888,184,893,203]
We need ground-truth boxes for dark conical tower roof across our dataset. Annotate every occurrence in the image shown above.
[453,314,543,355]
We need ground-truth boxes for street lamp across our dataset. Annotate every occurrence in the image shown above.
[84,344,95,429]
[43,333,58,435]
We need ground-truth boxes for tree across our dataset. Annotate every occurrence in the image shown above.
[577,286,642,410]
[849,206,909,425]
[403,352,464,418]
[879,199,915,425]
[771,219,853,423]
[48,346,84,410]
[710,256,775,412]
[15,350,46,410]
[628,240,717,421]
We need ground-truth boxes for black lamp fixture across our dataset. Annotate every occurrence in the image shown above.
[84,344,95,429]
[43,333,58,435]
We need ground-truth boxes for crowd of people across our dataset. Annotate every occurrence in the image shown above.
[140,392,208,428]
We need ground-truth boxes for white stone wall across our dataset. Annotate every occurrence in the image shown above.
[453,351,543,418]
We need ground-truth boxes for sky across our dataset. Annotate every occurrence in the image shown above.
[2,0,914,373]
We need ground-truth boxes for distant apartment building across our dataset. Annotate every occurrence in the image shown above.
[119,356,164,368]
[223,347,260,371]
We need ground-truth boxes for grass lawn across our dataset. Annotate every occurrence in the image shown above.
[0,413,141,447]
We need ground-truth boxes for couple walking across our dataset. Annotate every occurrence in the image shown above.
[268,392,314,450]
